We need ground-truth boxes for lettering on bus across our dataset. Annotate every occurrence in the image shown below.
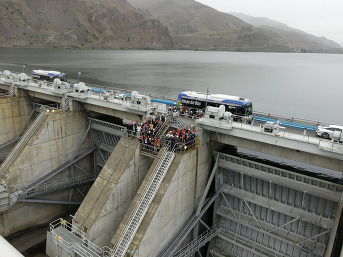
[181,99,202,106]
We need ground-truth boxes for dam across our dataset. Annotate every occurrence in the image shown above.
[0,71,342,257]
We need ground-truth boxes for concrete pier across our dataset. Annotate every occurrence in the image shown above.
[73,138,153,247]
[0,93,31,154]
[0,110,91,239]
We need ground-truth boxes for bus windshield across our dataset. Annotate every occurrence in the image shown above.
[245,103,253,116]
[56,74,67,82]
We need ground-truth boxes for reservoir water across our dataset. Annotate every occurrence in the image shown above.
[0,48,342,124]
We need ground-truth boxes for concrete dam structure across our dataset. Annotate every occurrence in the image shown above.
[0,72,343,257]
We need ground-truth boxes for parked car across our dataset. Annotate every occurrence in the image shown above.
[316,125,343,139]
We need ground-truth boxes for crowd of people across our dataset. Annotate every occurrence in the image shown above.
[125,110,198,154]
[126,115,166,154]
[165,125,198,152]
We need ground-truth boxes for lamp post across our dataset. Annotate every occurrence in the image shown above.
[78,72,81,83]
[205,88,209,109]
[22,65,25,73]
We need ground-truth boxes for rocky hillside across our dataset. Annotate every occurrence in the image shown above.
[0,0,173,49]
[0,0,341,52]
[230,13,341,49]
[128,0,341,52]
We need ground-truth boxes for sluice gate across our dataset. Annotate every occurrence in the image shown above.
[208,152,343,257]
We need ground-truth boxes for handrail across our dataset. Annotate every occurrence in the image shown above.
[2,70,341,129]
[50,218,112,257]
[111,146,175,257]
[172,226,219,257]
[0,106,49,180]
[89,118,126,133]
[19,173,97,199]
[253,111,338,127]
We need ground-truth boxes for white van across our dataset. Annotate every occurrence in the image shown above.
[316,125,343,139]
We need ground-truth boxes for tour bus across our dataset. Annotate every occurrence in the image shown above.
[31,70,67,82]
[178,91,253,118]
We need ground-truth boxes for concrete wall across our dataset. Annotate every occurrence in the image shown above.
[0,111,91,236]
[0,95,31,150]
[84,103,140,121]
[5,111,91,191]
[0,192,77,237]
[211,133,343,172]
[73,138,153,248]
[111,128,211,256]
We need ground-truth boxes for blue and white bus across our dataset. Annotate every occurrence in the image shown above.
[31,70,67,82]
[178,91,253,117]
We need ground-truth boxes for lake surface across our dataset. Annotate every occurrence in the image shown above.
[0,48,342,124]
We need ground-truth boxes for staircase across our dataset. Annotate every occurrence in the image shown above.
[172,226,219,257]
[111,147,175,257]
[174,116,187,129]
[0,108,49,179]
[9,84,16,97]
[61,96,70,112]
[19,173,97,200]
[155,117,172,140]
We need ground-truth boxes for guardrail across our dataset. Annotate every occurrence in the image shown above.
[20,173,97,199]
[90,118,126,134]
[253,111,337,128]
[0,91,10,98]
[34,103,61,112]
[50,218,112,257]
[2,70,341,132]
[172,226,219,257]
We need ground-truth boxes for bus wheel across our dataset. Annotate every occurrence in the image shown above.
[322,133,329,139]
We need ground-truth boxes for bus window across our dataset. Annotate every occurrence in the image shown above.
[226,105,236,114]
[237,107,245,116]
[245,104,252,116]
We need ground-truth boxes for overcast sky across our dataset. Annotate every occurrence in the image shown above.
[196,0,343,44]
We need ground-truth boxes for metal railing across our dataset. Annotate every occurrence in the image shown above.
[0,107,49,180]
[61,96,70,112]
[214,151,343,194]
[165,137,200,154]
[90,118,126,135]
[253,111,338,128]
[50,218,112,257]
[0,91,11,98]
[1,70,341,130]
[140,143,162,156]
[19,173,97,200]
[111,146,175,257]
[172,226,219,257]
[216,228,285,257]
[34,103,61,112]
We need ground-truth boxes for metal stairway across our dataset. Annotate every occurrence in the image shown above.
[9,84,16,97]
[61,95,70,112]
[172,226,219,257]
[111,147,175,257]
[174,116,187,129]
[0,108,49,179]
[155,117,171,140]
[19,173,97,200]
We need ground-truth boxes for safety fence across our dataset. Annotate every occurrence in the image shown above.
[50,218,112,257]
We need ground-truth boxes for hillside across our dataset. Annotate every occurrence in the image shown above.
[128,0,341,52]
[230,13,341,49]
[0,0,173,49]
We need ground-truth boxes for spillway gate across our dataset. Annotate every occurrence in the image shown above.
[208,151,343,257]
